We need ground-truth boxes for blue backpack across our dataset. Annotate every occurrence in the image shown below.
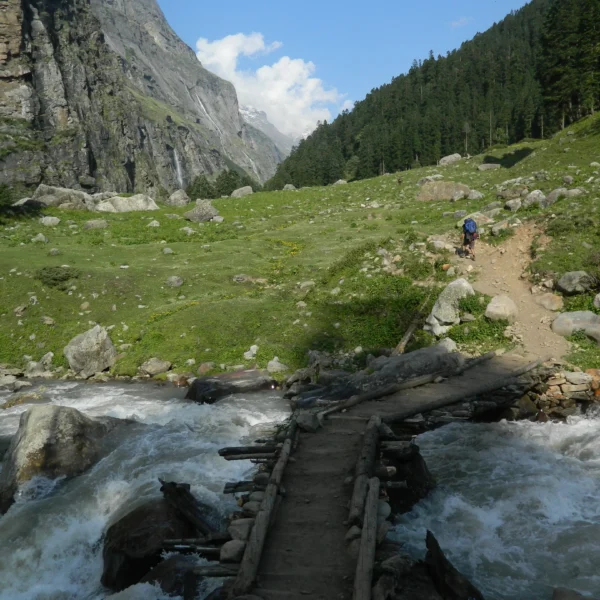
[464,219,477,234]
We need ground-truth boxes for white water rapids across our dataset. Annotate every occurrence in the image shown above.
[0,382,289,600]
[394,416,600,600]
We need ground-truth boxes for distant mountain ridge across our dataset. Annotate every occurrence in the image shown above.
[0,0,282,195]
[239,106,297,158]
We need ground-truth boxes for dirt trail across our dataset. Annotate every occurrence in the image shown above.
[465,223,569,361]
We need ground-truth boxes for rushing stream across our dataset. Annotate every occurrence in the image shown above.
[394,416,600,600]
[0,382,289,600]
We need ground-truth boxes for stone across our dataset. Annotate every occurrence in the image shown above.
[299,281,315,290]
[185,370,276,404]
[504,199,521,212]
[425,279,475,334]
[453,210,467,219]
[417,181,470,202]
[13,380,32,392]
[24,351,54,378]
[231,186,253,198]
[180,226,195,236]
[564,372,593,386]
[84,219,108,230]
[147,219,160,227]
[565,188,585,198]
[49,248,61,255]
[468,190,484,200]
[63,325,117,379]
[40,216,60,227]
[242,501,261,517]
[228,518,255,542]
[138,555,197,597]
[591,162,600,168]
[333,179,348,185]
[42,316,56,326]
[563,175,574,185]
[552,311,600,343]
[378,500,392,520]
[184,199,219,222]
[437,338,458,353]
[220,539,246,563]
[140,358,172,376]
[296,411,322,433]
[345,526,362,544]
[439,153,462,166]
[0,405,124,514]
[455,212,495,229]
[417,175,443,186]
[543,188,568,207]
[523,190,546,208]
[165,275,183,287]
[283,184,296,191]
[267,357,289,374]
[535,293,564,312]
[165,190,190,207]
[485,295,518,323]
[478,163,500,171]
[556,271,594,295]
[211,215,224,223]
[244,345,259,360]
[553,588,599,600]
[594,294,600,310]
[33,185,94,210]
[197,362,215,376]
[96,195,160,213]
[32,233,48,243]
[101,498,197,591]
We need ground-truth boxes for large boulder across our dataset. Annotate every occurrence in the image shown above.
[184,199,219,223]
[64,325,117,379]
[283,184,297,191]
[101,499,197,591]
[543,188,568,208]
[417,174,443,186]
[417,181,470,202]
[0,405,124,514]
[185,370,277,404]
[485,295,518,323]
[33,184,94,211]
[556,271,595,295]
[84,219,108,230]
[424,279,475,336]
[231,186,253,198]
[166,190,191,207]
[40,216,60,227]
[96,195,159,213]
[439,153,462,166]
[523,190,546,208]
[553,311,600,343]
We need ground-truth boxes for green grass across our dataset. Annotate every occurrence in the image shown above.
[1,113,600,373]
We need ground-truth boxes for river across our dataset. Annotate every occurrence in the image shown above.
[0,382,290,600]
[394,415,600,599]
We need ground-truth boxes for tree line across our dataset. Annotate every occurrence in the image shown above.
[265,0,599,190]
[186,169,261,200]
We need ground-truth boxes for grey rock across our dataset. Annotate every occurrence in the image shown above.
[505,199,522,212]
[594,293,600,309]
[439,153,462,166]
[49,248,61,255]
[417,181,470,202]
[283,184,296,191]
[564,372,593,386]
[345,526,362,544]
[591,162,600,168]
[33,185,94,210]
[557,271,594,295]
[140,358,172,376]
[523,190,546,208]
[478,163,500,171]
[25,352,54,379]
[552,311,600,343]
[166,190,190,207]
[211,215,224,223]
[296,411,322,433]
[165,276,184,287]
[242,501,261,516]
[96,195,159,213]
[491,220,510,236]
[565,187,585,198]
[333,179,348,185]
[40,216,60,227]
[180,227,195,236]
[231,186,253,198]
[437,338,458,353]
[185,370,276,404]
[543,188,568,207]
[147,219,160,227]
[220,540,246,563]
[267,357,289,374]
[417,175,443,186]
[426,279,475,328]
[92,192,118,201]
[485,295,518,323]
[563,175,574,185]
[163,248,174,255]
[84,219,108,230]
[31,233,48,243]
[63,325,117,379]
[228,518,255,541]
[13,380,32,392]
[453,210,468,219]
[468,190,484,200]
[535,293,564,312]
[184,200,219,222]
[0,405,124,514]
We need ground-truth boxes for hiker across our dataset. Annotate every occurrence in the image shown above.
[462,218,478,260]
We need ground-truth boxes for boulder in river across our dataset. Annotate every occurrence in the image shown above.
[185,369,277,404]
[138,555,198,597]
[0,405,125,514]
[64,325,117,379]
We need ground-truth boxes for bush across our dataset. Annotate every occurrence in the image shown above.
[187,175,216,200]
[35,266,80,290]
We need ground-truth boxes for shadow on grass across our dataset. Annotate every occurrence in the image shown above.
[483,147,534,169]
[0,185,42,224]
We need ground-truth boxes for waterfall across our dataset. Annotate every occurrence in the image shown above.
[173,149,184,189]
[195,94,224,143]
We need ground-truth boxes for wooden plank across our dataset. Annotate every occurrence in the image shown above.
[222,453,278,461]
[355,416,381,478]
[348,474,369,526]
[218,446,280,457]
[353,477,380,600]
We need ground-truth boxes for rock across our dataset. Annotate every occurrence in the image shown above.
[13,380,32,392]
[63,325,117,379]
[523,190,546,208]
[453,210,467,219]
[333,179,348,185]
[163,247,174,255]
[231,186,253,198]
[25,352,54,378]
[505,199,522,212]
[565,187,585,198]
[32,233,48,243]
[296,411,322,433]
[242,501,261,517]
[198,362,215,376]
[267,357,289,374]
[417,181,470,202]
[180,226,196,236]
[0,405,124,514]
[563,175,574,185]
[84,219,108,230]
[0,375,17,388]
[299,280,316,290]
[485,295,518,323]
[244,345,259,360]
[455,212,495,229]
[228,518,255,541]
[565,372,593,385]
[283,184,296,191]
[491,220,510,236]
[147,219,160,227]
[543,188,568,207]
[96,194,160,213]
[138,555,197,597]
[591,162,600,168]
[478,163,500,171]
[553,588,599,600]
[165,275,184,288]
[166,190,190,207]
[425,279,475,335]
[42,316,56,326]
[468,190,484,200]
[184,199,219,222]
[556,271,594,295]
[101,498,197,591]
[211,215,225,223]
[417,175,443,186]
[594,293,600,309]
[439,153,462,166]
[552,311,600,343]
[185,370,276,404]
[33,184,94,210]
[535,293,564,312]
[140,358,172,376]
[220,539,246,563]
[345,526,362,544]
[437,338,458,353]
[49,248,61,255]
[40,216,60,227]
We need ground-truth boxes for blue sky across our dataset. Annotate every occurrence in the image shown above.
[158,0,531,137]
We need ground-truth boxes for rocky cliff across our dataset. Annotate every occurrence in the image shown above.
[0,0,282,195]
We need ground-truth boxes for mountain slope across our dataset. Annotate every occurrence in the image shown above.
[240,106,296,158]
[0,0,280,195]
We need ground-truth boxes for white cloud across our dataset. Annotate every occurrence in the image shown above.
[450,16,474,29]
[196,33,348,138]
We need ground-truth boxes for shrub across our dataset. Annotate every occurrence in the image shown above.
[35,266,80,290]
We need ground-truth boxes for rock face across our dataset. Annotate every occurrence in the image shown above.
[96,195,159,213]
[556,271,594,295]
[231,186,253,198]
[185,370,276,404]
[0,405,123,514]
[0,0,280,193]
[439,153,462,166]
[485,295,518,323]
[166,190,190,207]
[63,325,117,378]
[425,279,475,336]
[553,311,600,343]
[184,200,219,222]
[417,181,470,202]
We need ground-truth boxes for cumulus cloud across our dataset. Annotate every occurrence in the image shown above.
[196,33,348,138]
[450,16,474,29]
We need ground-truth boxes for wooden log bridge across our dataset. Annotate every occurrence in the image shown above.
[181,352,545,599]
